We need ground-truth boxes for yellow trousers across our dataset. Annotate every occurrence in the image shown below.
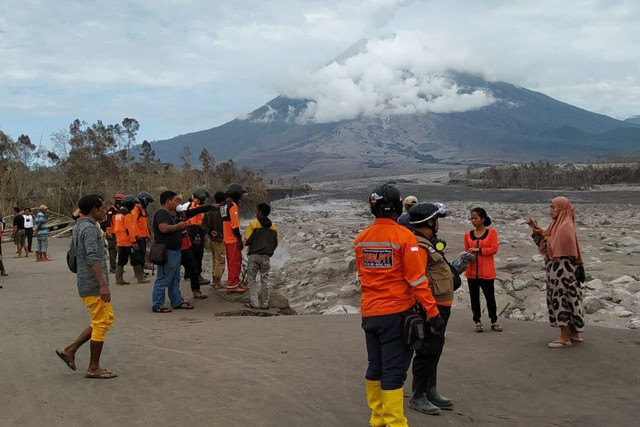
[207,238,226,280]
[82,296,115,342]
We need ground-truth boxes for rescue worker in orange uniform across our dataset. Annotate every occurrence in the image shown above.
[185,187,210,286]
[354,183,444,427]
[408,202,455,416]
[104,193,124,273]
[112,195,146,285]
[132,192,154,281]
[221,183,247,293]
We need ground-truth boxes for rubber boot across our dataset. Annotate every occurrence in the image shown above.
[380,388,409,427]
[427,373,453,408]
[115,266,130,285]
[365,380,385,427]
[133,265,150,284]
[0,259,8,276]
[409,375,441,415]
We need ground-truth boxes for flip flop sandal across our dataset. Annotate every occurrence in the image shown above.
[55,349,76,371]
[570,337,584,343]
[491,323,503,332]
[85,370,118,379]
[475,323,483,333]
[152,306,172,313]
[173,301,194,310]
[548,340,572,348]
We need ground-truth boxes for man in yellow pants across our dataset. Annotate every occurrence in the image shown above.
[56,194,117,379]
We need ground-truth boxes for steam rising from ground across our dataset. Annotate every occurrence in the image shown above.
[278,33,497,124]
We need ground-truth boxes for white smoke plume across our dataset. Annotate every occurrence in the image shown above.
[278,32,497,124]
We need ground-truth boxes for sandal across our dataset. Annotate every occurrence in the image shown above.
[491,323,503,332]
[475,323,483,333]
[548,340,572,348]
[152,306,172,313]
[85,369,118,379]
[173,301,194,310]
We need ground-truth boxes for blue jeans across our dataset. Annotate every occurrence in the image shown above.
[152,249,183,309]
[362,311,413,390]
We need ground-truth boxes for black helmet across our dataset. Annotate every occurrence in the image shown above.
[226,183,248,201]
[122,195,139,211]
[193,187,210,202]
[369,183,402,216]
[409,202,447,225]
[137,191,154,208]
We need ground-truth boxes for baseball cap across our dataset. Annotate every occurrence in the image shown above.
[403,196,418,205]
[114,193,125,201]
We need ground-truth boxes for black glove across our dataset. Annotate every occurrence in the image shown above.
[428,314,445,335]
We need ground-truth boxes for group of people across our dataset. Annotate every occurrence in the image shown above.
[355,184,585,426]
[55,183,279,379]
[0,205,51,268]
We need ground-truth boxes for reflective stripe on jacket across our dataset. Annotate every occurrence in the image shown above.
[354,218,439,318]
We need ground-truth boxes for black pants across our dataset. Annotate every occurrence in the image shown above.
[468,278,497,323]
[188,226,205,276]
[181,247,201,292]
[136,238,147,265]
[362,311,413,390]
[117,246,140,267]
[25,228,33,252]
[412,305,451,380]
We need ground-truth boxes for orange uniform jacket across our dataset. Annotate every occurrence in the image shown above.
[221,201,240,244]
[464,228,499,279]
[113,211,137,247]
[354,218,439,319]
[186,201,204,226]
[131,204,149,239]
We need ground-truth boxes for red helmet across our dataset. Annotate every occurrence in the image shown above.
[114,193,125,201]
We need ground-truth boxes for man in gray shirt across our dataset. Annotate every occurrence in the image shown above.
[56,194,117,379]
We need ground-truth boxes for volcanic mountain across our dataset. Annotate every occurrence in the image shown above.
[150,55,640,181]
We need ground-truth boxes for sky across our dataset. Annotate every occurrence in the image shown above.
[1,0,639,148]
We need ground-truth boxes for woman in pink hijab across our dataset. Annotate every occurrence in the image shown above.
[527,196,585,348]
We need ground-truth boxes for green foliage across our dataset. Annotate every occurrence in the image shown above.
[0,119,268,217]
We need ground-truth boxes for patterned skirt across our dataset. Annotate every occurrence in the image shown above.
[545,257,585,331]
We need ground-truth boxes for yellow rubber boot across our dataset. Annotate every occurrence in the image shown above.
[365,380,385,427]
[381,388,409,427]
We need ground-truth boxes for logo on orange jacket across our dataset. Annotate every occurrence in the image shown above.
[363,248,394,267]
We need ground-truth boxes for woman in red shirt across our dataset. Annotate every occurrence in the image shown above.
[464,207,502,333]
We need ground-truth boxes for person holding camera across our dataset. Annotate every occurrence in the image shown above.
[527,196,585,348]
[408,202,454,416]
[354,183,442,427]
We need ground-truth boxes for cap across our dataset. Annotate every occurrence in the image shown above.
[114,193,125,201]
[403,196,418,205]
[39,205,48,210]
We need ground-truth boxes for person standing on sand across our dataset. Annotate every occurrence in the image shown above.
[11,207,28,257]
[464,207,502,333]
[354,183,443,427]
[34,205,50,261]
[527,196,585,348]
[56,194,117,379]
[221,183,248,294]
[23,208,35,254]
[408,202,455,416]
[0,213,8,277]
[201,191,227,290]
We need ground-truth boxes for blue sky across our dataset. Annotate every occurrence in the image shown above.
[1,0,639,149]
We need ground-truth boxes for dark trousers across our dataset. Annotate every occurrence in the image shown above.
[107,238,117,271]
[468,278,497,323]
[412,305,451,380]
[362,311,413,390]
[181,247,201,292]
[25,228,33,252]
[136,238,147,266]
[117,246,140,267]
[188,226,205,276]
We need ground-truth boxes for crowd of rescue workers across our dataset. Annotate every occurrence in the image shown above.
[0,181,585,426]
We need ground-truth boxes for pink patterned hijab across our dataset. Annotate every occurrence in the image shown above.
[544,196,583,264]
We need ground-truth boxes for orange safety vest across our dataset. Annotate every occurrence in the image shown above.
[221,200,240,244]
[186,201,204,226]
[113,210,137,247]
[354,218,439,318]
[464,228,499,279]
[131,204,149,238]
